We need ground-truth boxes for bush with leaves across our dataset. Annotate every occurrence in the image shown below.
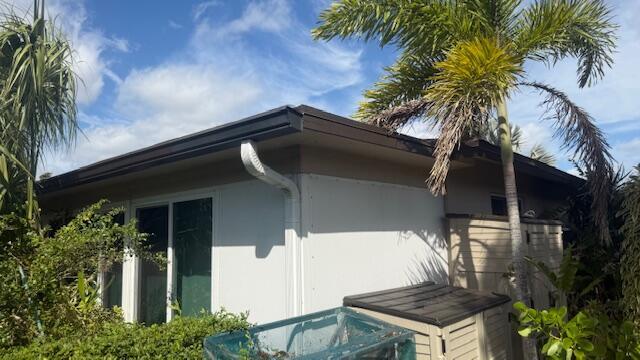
[514,302,640,359]
[621,165,640,325]
[0,200,157,348]
[516,244,640,359]
[1,310,249,359]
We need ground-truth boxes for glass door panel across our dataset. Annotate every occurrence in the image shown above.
[174,198,212,316]
[137,205,169,324]
[104,212,124,308]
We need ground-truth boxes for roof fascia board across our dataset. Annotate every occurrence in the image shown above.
[38,106,303,194]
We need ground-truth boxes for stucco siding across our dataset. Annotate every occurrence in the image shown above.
[300,174,447,313]
[213,180,287,324]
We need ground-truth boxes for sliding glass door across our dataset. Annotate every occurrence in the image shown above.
[134,196,212,323]
[137,205,169,325]
[174,198,212,316]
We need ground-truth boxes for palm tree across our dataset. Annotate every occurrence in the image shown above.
[0,0,77,216]
[313,1,616,358]
[529,143,556,166]
[475,118,556,165]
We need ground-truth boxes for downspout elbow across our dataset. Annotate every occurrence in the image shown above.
[240,140,302,317]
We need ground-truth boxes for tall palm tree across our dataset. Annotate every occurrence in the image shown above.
[475,118,556,165]
[0,0,77,216]
[313,1,616,358]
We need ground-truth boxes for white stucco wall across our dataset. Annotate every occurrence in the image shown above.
[299,174,447,314]
[213,180,287,324]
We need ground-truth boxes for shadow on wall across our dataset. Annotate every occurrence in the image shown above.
[401,229,449,285]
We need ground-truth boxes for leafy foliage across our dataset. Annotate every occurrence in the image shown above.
[516,232,640,359]
[526,246,604,315]
[621,165,640,325]
[0,0,78,215]
[549,163,629,312]
[0,310,249,359]
[514,302,640,359]
[0,200,157,348]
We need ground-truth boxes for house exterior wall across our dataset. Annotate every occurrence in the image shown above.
[445,160,569,217]
[299,174,447,314]
[38,141,573,327]
[213,180,287,324]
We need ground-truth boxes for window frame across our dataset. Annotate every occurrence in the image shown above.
[489,193,523,216]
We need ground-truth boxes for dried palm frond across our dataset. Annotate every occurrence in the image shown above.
[521,81,613,244]
[529,143,556,166]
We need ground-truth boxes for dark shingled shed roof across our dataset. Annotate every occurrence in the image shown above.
[343,282,511,327]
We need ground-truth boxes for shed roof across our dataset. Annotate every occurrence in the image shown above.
[343,282,511,327]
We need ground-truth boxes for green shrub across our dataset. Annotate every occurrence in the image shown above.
[621,164,640,325]
[1,310,249,359]
[514,302,640,359]
[0,201,156,348]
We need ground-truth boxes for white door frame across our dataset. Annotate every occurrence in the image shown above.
[122,188,216,323]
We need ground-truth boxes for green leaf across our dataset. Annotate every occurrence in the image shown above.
[547,340,561,356]
[518,326,533,337]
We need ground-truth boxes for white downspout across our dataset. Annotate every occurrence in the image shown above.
[240,140,302,318]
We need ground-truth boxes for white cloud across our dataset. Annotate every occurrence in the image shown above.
[168,20,182,29]
[192,1,219,21]
[40,0,364,175]
[612,138,640,169]
[2,0,128,105]
[226,0,291,34]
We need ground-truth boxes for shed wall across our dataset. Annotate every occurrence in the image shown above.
[300,174,447,314]
[448,216,563,309]
[448,216,562,360]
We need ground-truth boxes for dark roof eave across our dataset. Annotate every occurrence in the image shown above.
[37,106,303,194]
[37,104,581,195]
[460,138,583,185]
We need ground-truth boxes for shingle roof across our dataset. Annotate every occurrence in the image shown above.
[343,282,511,327]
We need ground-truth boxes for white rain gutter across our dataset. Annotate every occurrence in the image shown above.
[240,140,302,318]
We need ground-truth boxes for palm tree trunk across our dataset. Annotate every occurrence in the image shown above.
[496,99,538,360]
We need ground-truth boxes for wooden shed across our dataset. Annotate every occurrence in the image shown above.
[344,282,512,360]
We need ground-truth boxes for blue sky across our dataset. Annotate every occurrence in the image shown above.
[4,0,639,175]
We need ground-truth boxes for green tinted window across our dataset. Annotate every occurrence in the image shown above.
[137,206,168,324]
[174,198,212,316]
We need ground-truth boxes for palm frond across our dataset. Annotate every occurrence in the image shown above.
[0,10,78,175]
[366,98,433,132]
[515,0,617,87]
[462,0,522,38]
[521,81,613,244]
[426,37,522,193]
[357,54,438,130]
[529,143,556,166]
[473,117,523,150]
[312,0,479,57]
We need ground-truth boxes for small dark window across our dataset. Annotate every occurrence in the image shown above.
[491,195,522,216]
